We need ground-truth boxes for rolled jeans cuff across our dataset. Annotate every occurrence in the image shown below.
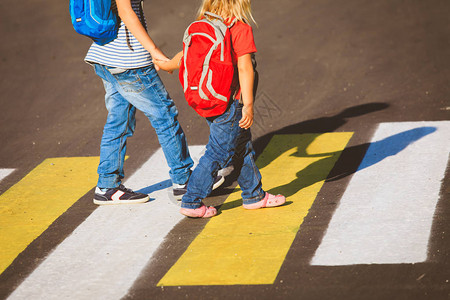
[180,200,204,209]
[242,191,266,205]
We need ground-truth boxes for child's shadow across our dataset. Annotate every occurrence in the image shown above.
[218,102,436,211]
[268,126,436,198]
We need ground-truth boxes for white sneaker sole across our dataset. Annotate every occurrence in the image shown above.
[93,195,149,205]
[212,175,225,190]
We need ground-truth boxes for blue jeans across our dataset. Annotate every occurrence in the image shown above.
[181,99,265,209]
[93,64,193,188]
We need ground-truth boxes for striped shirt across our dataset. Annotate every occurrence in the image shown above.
[85,0,152,69]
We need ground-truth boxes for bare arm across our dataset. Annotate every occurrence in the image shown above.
[116,0,169,65]
[155,51,183,73]
[237,53,255,129]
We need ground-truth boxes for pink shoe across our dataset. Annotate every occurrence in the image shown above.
[180,203,217,218]
[243,192,286,210]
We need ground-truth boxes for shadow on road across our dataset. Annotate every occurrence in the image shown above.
[327,126,436,182]
[217,102,389,193]
[135,102,436,206]
[217,102,436,203]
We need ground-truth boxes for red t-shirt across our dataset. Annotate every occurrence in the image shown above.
[229,21,257,99]
[230,21,257,60]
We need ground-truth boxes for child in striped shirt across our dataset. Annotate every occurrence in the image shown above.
[85,0,194,205]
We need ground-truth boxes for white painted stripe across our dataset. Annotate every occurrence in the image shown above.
[311,121,450,265]
[8,146,205,300]
[0,169,14,183]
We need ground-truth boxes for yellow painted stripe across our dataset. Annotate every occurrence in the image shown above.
[158,133,353,286]
[0,157,99,274]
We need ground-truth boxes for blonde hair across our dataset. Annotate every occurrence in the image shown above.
[197,0,256,25]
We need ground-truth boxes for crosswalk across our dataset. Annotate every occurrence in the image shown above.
[159,133,353,286]
[6,147,204,300]
[0,158,99,274]
[1,121,449,299]
[311,121,450,265]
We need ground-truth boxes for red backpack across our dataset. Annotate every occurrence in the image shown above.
[179,12,237,118]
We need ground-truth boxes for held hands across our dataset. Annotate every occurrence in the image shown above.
[154,51,183,74]
[154,59,174,73]
[150,48,170,71]
[239,105,254,129]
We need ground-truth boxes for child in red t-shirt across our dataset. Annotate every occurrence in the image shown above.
[156,0,286,218]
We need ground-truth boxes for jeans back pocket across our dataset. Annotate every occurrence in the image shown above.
[112,69,145,93]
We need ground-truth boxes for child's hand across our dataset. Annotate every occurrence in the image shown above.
[154,51,183,74]
[150,48,170,71]
[239,105,254,129]
[154,59,174,74]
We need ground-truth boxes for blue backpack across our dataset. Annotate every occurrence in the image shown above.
[69,0,120,45]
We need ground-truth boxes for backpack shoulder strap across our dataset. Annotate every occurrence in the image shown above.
[228,18,238,28]
[204,12,236,28]
[204,11,224,22]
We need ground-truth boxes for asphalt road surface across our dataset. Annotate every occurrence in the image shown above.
[0,0,449,299]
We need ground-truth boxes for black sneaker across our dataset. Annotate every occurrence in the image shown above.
[93,184,149,205]
[172,183,187,201]
[172,175,225,201]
